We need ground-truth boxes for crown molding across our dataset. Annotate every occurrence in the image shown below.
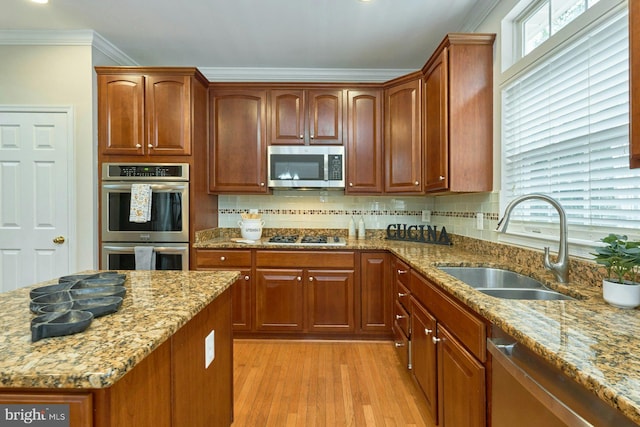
[199,66,414,83]
[0,29,137,65]
[460,0,501,32]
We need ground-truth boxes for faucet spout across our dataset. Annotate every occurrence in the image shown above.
[496,193,569,283]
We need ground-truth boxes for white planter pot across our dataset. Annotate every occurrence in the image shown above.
[602,279,640,309]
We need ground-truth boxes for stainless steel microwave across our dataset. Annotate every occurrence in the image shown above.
[267,145,345,188]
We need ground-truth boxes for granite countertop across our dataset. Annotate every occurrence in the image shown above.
[0,270,239,389]
[195,234,640,424]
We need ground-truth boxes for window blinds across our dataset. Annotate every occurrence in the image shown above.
[502,7,637,238]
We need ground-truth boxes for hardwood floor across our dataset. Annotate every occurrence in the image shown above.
[232,340,433,427]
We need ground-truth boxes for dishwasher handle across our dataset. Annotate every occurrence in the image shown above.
[487,338,592,427]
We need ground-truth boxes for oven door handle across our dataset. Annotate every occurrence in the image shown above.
[102,183,188,192]
[102,245,189,254]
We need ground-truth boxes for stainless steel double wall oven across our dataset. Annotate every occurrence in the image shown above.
[101,163,189,270]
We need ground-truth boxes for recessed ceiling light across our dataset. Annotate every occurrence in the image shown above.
[31,0,49,4]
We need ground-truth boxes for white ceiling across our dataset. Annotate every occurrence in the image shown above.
[1,0,497,80]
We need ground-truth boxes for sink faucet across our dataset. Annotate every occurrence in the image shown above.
[496,193,569,283]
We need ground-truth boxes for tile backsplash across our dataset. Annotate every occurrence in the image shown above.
[218,191,501,242]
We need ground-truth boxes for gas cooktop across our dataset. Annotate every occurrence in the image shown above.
[266,235,347,246]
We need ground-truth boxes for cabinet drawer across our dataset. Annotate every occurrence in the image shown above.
[255,250,355,268]
[410,271,486,361]
[394,259,411,287]
[393,323,411,370]
[394,300,410,337]
[195,250,251,268]
[397,282,411,312]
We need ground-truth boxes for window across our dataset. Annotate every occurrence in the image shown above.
[521,0,602,56]
[501,2,635,256]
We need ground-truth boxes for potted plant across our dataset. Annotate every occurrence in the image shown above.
[592,234,640,309]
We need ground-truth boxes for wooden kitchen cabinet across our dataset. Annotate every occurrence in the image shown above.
[194,249,253,331]
[345,89,383,193]
[209,88,269,193]
[410,270,487,427]
[97,68,207,158]
[384,73,423,193]
[392,256,412,367]
[254,250,355,335]
[359,252,392,334]
[269,89,344,145]
[422,34,495,193]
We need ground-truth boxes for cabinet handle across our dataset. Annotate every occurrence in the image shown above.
[220,256,226,261]
[394,342,405,348]
[397,269,408,275]
[244,275,250,281]
[148,144,153,148]
[395,314,406,320]
[297,276,302,281]
[299,134,304,139]
[398,292,408,297]
[432,336,441,345]
[135,144,142,148]
[415,181,420,186]
[439,175,445,181]
[424,328,432,335]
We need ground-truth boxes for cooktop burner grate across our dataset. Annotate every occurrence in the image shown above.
[268,235,299,244]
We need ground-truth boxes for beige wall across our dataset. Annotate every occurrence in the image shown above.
[0,44,119,271]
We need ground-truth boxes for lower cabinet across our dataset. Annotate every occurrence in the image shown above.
[360,252,392,334]
[410,270,487,427]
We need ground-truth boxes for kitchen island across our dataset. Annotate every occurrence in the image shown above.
[0,270,239,427]
[195,230,640,425]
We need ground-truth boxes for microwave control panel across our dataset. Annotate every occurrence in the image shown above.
[329,155,343,180]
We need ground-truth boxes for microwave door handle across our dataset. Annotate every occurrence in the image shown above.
[102,245,135,253]
[153,246,188,254]
[324,154,329,180]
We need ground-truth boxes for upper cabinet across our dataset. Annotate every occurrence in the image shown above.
[384,74,423,194]
[422,34,495,193]
[97,68,207,159]
[270,89,344,145]
[209,88,269,193]
[345,89,383,193]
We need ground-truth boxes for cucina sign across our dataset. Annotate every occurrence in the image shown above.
[385,224,452,245]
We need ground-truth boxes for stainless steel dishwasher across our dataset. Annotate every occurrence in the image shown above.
[488,325,637,427]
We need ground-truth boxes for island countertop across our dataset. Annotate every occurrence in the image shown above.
[0,270,239,389]
[195,233,640,424]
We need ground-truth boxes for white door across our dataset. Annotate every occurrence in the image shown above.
[0,109,73,292]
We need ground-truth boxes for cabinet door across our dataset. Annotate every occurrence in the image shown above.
[424,49,449,192]
[411,298,438,423]
[210,89,268,193]
[0,392,93,427]
[255,268,304,331]
[270,89,305,145]
[360,252,391,332]
[308,89,343,145]
[145,75,192,156]
[384,78,423,193]
[307,269,354,332]
[232,270,252,331]
[98,74,145,156]
[346,90,383,193]
[437,325,486,427]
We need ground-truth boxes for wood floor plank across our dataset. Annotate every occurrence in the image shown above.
[232,340,433,427]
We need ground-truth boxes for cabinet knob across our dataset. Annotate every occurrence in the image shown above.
[394,342,405,348]
[432,336,441,345]
[135,144,142,148]
[439,175,445,181]
[424,328,433,335]
[148,144,153,148]
[395,314,406,320]
[414,181,420,186]
[309,277,314,282]
[398,292,408,297]
[297,276,302,282]
[260,182,265,187]
[244,275,250,281]
[349,183,353,187]
[310,134,314,139]
[397,269,408,275]
[299,134,304,139]
[220,256,226,261]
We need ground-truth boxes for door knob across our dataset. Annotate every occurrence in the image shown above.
[53,236,65,244]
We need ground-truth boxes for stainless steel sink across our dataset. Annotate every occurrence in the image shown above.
[478,288,575,301]
[437,266,575,301]
[437,266,545,289]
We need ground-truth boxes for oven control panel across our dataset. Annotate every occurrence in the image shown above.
[102,163,189,181]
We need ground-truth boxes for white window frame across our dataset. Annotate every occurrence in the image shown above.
[498,0,630,259]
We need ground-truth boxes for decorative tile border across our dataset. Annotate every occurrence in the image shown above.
[219,208,499,220]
